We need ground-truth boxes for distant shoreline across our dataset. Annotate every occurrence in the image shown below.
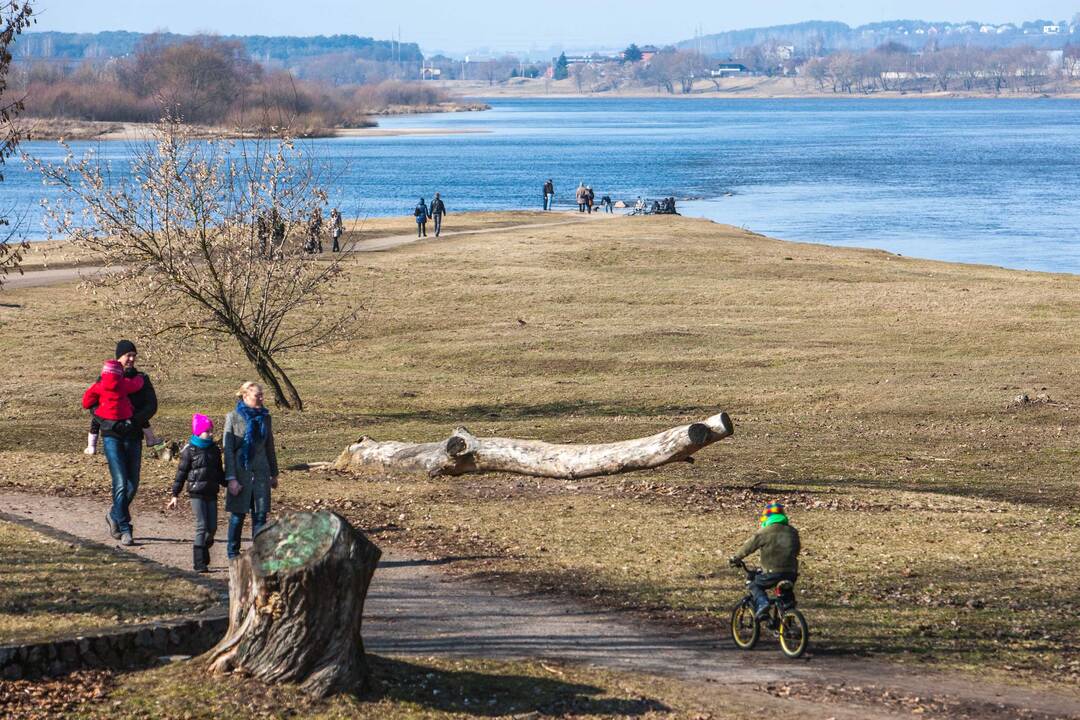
[439,76,1080,101]
[19,101,490,142]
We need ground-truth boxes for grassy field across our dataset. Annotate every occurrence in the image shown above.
[1,211,1078,686]
[0,521,217,644]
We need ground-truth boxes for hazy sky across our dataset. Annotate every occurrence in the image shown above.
[30,1,1080,53]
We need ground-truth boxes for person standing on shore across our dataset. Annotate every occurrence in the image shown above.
[223,382,279,560]
[430,193,447,237]
[575,182,587,212]
[307,207,324,254]
[585,186,595,214]
[543,179,555,210]
[329,208,344,252]
[601,194,613,213]
[91,340,158,546]
[414,197,430,238]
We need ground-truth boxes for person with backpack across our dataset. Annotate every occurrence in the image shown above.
[414,197,430,238]
[166,413,226,573]
[430,193,447,237]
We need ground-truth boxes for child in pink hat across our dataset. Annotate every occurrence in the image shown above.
[166,413,225,572]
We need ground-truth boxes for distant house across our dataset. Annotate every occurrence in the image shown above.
[775,44,795,61]
[711,62,749,78]
[980,25,995,34]
[996,24,1016,34]
[1043,24,1062,35]
[638,45,659,63]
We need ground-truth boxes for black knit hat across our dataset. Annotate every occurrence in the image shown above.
[115,339,137,359]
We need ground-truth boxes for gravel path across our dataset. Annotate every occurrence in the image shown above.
[1,491,1077,719]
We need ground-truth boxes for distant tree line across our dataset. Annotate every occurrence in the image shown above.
[12,34,449,131]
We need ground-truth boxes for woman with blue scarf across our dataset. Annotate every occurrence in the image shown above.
[223,381,280,559]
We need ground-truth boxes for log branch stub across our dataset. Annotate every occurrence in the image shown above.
[203,511,381,697]
[334,411,734,479]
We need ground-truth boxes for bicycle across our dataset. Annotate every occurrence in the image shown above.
[728,558,809,658]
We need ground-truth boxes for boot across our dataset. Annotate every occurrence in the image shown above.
[193,545,209,573]
[202,545,212,572]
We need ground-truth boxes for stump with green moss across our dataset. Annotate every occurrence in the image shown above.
[204,511,381,697]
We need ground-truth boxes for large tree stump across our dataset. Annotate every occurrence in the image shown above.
[203,511,381,697]
[333,411,733,479]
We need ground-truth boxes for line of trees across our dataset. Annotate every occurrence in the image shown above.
[12,34,450,131]
[801,43,1078,94]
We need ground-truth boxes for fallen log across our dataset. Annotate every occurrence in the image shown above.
[203,511,381,697]
[333,411,733,479]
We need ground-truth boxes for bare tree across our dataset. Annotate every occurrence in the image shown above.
[0,1,33,289]
[35,119,358,410]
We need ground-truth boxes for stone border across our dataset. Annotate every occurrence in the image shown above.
[0,610,227,680]
[0,510,230,680]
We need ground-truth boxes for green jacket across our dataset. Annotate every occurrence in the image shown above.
[734,522,800,574]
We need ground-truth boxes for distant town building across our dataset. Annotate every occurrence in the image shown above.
[1043,24,1062,34]
[638,45,659,62]
[711,62,749,78]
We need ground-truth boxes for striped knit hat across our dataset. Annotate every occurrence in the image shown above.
[102,359,124,377]
[759,502,786,526]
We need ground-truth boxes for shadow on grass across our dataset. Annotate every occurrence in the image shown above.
[357,400,718,425]
[367,655,669,716]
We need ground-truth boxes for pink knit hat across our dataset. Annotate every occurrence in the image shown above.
[102,359,123,377]
[192,413,214,436]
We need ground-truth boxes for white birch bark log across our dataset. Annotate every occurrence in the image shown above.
[332,412,733,479]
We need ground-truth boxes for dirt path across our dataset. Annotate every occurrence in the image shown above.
[1,492,1076,719]
[6,214,605,290]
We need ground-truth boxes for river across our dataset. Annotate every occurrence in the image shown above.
[9,96,1080,273]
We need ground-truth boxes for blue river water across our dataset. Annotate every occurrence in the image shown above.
[8,97,1080,273]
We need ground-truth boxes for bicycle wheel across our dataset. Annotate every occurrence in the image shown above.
[778,609,809,658]
[730,601,759,650]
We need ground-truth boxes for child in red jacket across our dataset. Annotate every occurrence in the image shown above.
[82,359,145,426]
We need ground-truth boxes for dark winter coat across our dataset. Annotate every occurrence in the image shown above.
[543,181,554,195]
[172,439,226,498]
[430,198,446,216]
[414,202,430,222]
[88,368,157,439]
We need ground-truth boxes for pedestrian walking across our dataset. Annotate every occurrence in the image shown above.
[543,179,555,210]
[223,381,279,559]
[601,195,613,213]
[414,197,430,238]
[430,193,447,237]
[585,186,595,214]
[84,340,158,546]
[166,413,226,573]
[330,208,344,252]
[575,182,587,212]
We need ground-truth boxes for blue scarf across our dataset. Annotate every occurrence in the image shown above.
[189,434,212,449]
[235,400,269,471]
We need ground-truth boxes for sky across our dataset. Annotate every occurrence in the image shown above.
[29,0,1080,54]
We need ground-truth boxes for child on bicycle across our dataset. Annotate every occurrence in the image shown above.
[729,502,800,621]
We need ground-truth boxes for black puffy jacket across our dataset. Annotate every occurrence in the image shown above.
[171,441,226,498]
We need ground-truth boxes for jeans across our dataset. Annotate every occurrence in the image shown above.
[102,434,142,534]
[544,193,553,210]
[417,221,426,237]
[227,510,268,559]
[578,203,585,212]
[750,571,797,615]
[433,214,443,236]
[190,497,218,548]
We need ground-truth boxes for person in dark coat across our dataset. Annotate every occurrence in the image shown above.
[729,502,801,620]
[543,179,554,210]
[167,413,226,572]
[307,207,324,253]
[92,340,158,546]
[223,382,279,559]
[329,208,344,252]
[585,186,595,214]
[414,198,430,238]
[430,193,447,237]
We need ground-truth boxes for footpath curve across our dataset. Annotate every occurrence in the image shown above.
[0,492,1076,720]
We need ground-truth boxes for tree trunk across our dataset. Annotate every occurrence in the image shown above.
[333,412,733,479]
[203,511,381,697]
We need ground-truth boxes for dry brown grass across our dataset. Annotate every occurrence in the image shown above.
[2,212,1079,682]
[0,521,217,644]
